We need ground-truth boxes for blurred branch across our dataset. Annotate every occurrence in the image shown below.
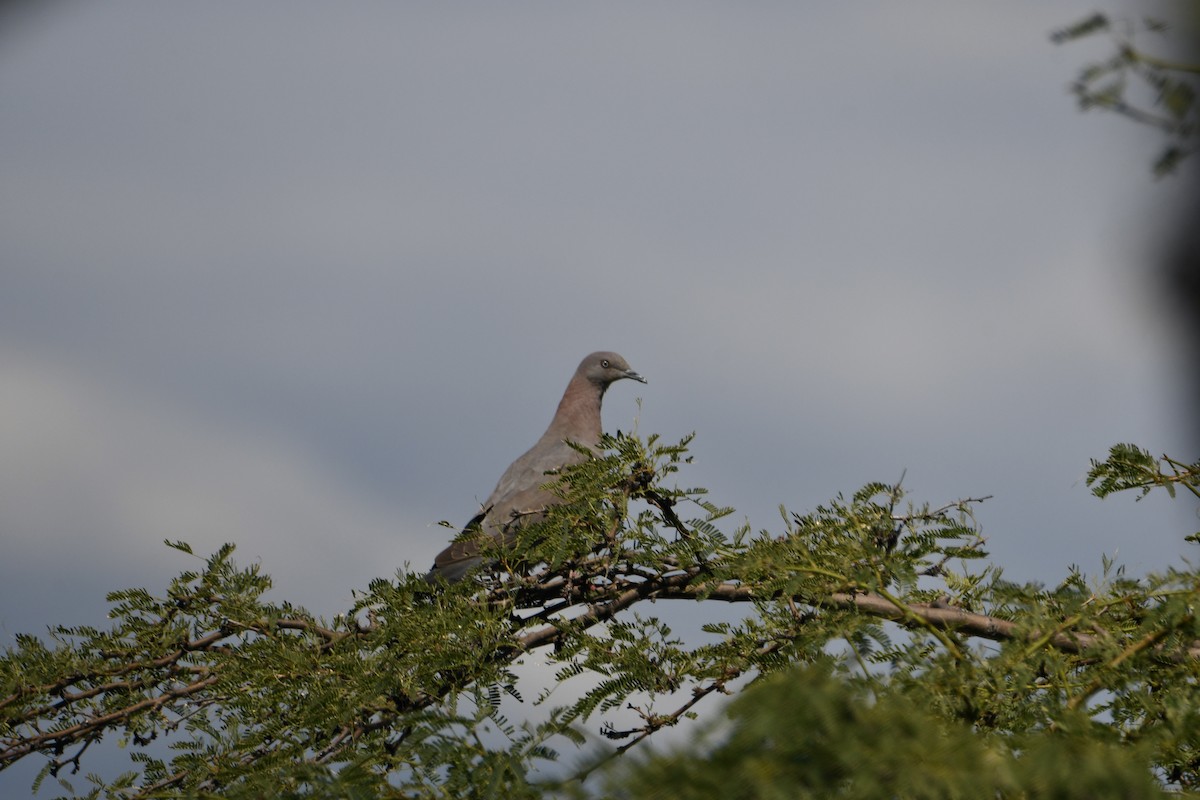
[1053,11,1200,175]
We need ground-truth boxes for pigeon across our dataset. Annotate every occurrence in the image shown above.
[426,351,646,583]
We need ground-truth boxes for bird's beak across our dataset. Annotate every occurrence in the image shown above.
[625,369,647,384]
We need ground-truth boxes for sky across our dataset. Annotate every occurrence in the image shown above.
[1,0,1197,791]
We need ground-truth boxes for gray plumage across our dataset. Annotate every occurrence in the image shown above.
[426,351,646,583]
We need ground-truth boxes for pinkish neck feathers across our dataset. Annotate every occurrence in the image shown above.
[542,372,605,445]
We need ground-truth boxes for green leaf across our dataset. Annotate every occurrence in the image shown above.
[1050,13,1110,45]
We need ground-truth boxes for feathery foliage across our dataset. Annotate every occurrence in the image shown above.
[2,434,1199,798]
[1052,12,1200,176]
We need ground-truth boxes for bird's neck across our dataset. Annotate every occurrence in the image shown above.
[544,375,604,444]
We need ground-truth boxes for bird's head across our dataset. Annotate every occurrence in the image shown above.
[579,351,647,387]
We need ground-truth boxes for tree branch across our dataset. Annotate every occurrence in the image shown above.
[505,568,1200,661]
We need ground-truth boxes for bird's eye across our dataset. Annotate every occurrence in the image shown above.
[601,359,610,368]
